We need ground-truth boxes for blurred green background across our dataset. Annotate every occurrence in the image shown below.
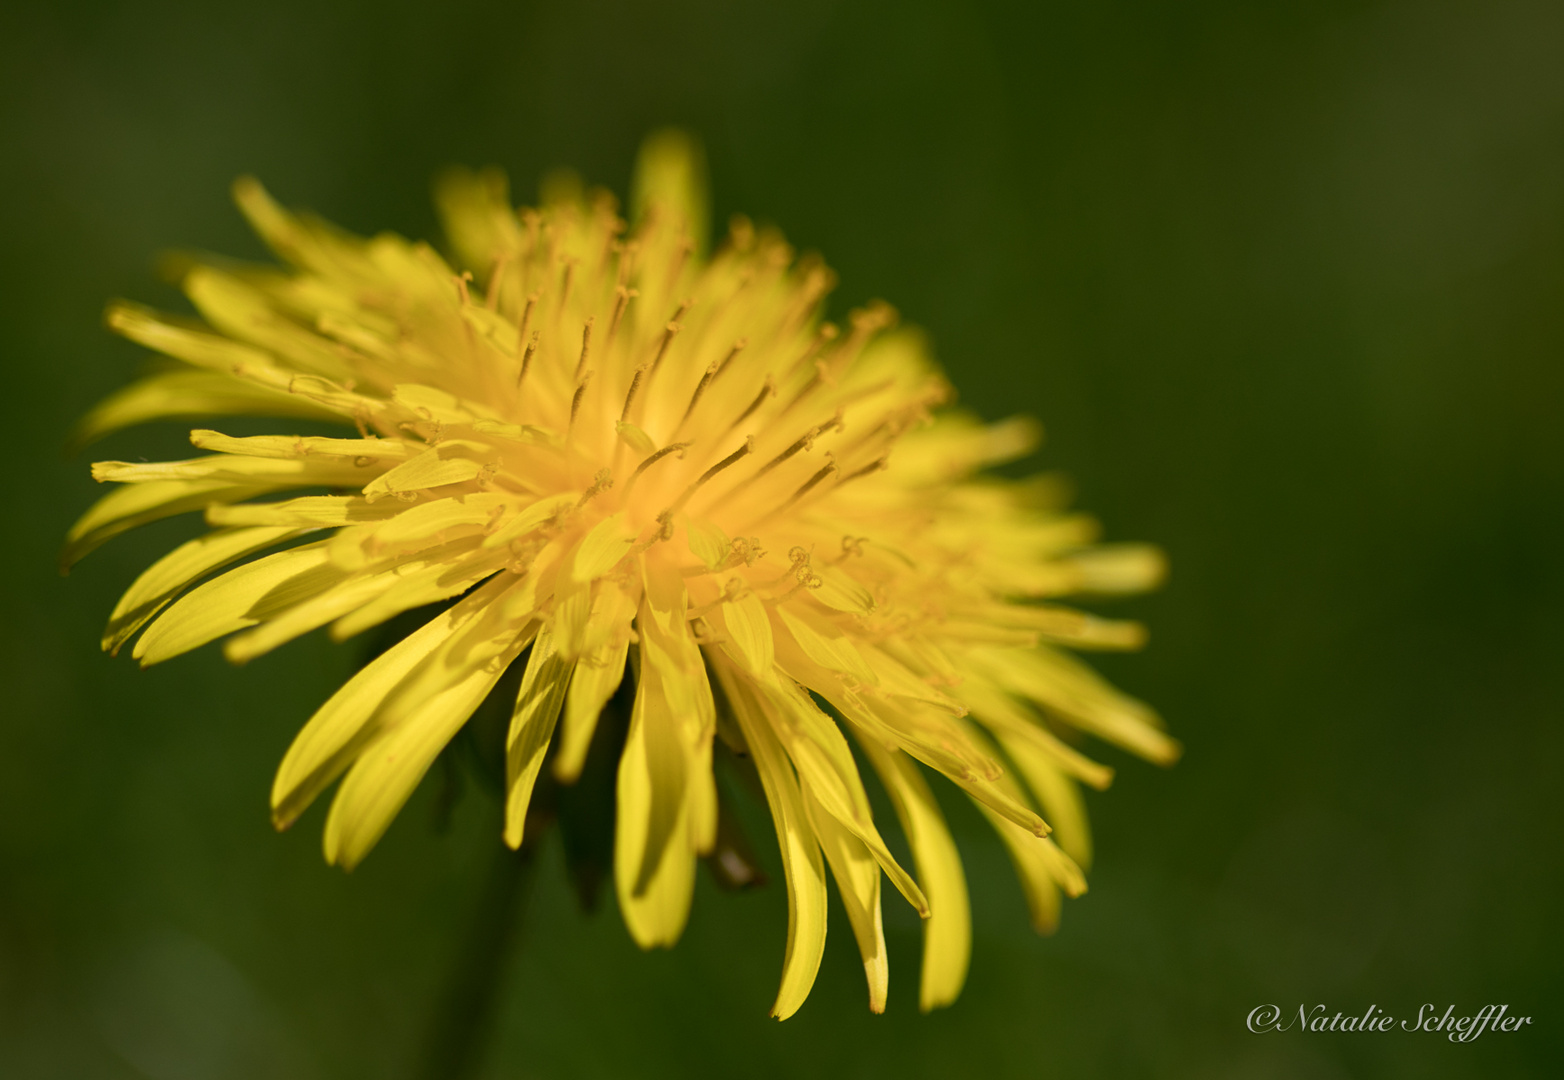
[3,0,1561,1077]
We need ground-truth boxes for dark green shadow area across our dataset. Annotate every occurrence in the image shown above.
[2,1,1561,1077]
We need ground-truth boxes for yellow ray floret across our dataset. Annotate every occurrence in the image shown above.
[69,130,1177,1018]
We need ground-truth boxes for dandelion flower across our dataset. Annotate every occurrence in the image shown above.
[68,132,1178,1018]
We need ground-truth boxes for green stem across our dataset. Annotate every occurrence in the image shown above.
[414,839,539,1080]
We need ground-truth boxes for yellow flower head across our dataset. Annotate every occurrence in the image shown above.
[68,132,1177,1018]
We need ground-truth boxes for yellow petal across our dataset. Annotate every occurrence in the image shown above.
[810,566,874,613]
[631,128,709,256]
[759,680,927,916]
[857,643,965,713]
[231,175,353,275]
[327,546,509,641]
[972,813,1086,935]
[996,731,1093,869]
[183,267,356,382]
[270,582,505,829]
[352,493,508,560]
[970,602,1146,651]
[209,495,401,530]
[102,525,301,655]
[614,654,696,949]
[825,688,1009,801]
[1060,543,1167,594]
[480,492,575,550]
[959,719,1086,932]
[802,784,888,1013]
[63,479,273,570]
[431,165,521,276]
[715,589,774,681]
[503,625,576,849]
[70,368,335,449]
[858,741,971,1012]
[132,541,335,665]
[684,516,730,571]
[390,384,477,425]
[223,570,404,664]
[568,513,633,584]
[713,661,827,1021]
[361,446,486,501]
[774,603,877,687]
[554,584,635,783]
[91,453,379,488]
[635,573,717,854]
[969,646,1181,765]
[614,421,658,457]
[188,430,411,461]
[958,679,1115,791]
[323,601,535,869]
[105,301,280,375]
[550,579,594,660]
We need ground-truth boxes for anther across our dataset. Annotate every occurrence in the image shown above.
[619,365,648,424]
[665,240,694,291]
[454,271,473,306]
[516,292,539,343]
[485,255,509,311]
[575,469,614,508]
[520,209,541,253]
[517,330,539,389]
[568,370,594,431]
[836,456,889,485]
[729,536,765,566]
[629,508,676,556]
[623,441,691,496]
[595,203,625,275]
[615,239,641,288]
[755,426,821,478]
[787,323,838,377]
[677,339,748,432]
[678,364,720,430]
[779,454,837,513]
[770,547,820,600]
[725,376,775,434]
[818,301,896,380]
[507,535,547,574]
[558,258,576,313]
[574,317,595,381]
[688,577,746,619]
[668,437,754,514]
[606,286,637,344]
[716,338,748,380]
[775,358,836,421]
[647,319,683,379]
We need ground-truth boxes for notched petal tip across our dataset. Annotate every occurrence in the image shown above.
[1149,734,1184,767]
[270,803,300,833]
